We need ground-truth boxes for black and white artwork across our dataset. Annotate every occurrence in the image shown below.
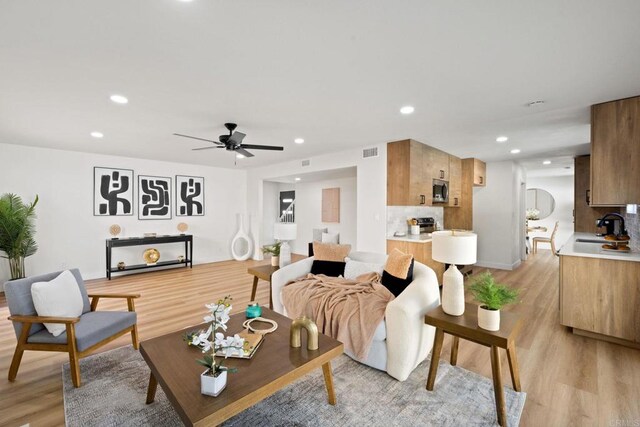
[176,175,205,216]
[138,175,172,220]
[93,167,134,216]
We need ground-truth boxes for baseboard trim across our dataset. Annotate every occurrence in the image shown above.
[474,259,521,271]
[571,328,640,349]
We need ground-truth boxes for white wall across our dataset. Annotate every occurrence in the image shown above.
[526,175,574,249]
[0,143,247,282]
[247,144,387,259]
[261,181,280,247]
[473,161,525,270]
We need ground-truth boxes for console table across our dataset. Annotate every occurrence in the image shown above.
[106,234,193,280]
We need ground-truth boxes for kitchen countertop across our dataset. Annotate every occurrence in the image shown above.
[558,232,640,262]
[387,233,433,243]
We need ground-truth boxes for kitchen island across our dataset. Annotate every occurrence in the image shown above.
[558,233,640,348]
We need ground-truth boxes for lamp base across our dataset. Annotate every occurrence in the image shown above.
[279,241,292,268]
[441,264,465,316]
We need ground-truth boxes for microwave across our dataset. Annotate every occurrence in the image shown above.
[432,179,448,203]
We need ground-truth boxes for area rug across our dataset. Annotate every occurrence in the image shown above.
[63,345,526,426]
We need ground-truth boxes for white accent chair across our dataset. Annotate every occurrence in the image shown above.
[271,251,441,381]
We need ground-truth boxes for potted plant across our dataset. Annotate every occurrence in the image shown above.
[0,194,39,279]
[262,242,282,267]
[184,296,245,397]
[468,272,519,331]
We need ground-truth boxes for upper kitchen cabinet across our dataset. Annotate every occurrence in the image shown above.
[473,158,486,187]
[447,155,462,207]
[424,146,450,181]
[590,96,640,206]
[574,155,619,233]
[387,139,430,206]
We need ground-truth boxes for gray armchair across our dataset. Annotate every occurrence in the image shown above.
[4,269,139,387]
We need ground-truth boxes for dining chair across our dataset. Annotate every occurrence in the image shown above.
[533,221,559,255]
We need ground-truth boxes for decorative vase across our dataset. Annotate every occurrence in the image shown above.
[177,255,185,263]
[117,262,126,271]
[478,306,500,331]
[231,214,253,261]
[271,255,279,267]
[441,265,465,316]
[143,248,160,265]
[201,369,227,397]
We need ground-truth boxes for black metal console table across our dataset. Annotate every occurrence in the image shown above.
[105,234,193,280]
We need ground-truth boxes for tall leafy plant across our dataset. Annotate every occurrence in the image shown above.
[0,194,39,279]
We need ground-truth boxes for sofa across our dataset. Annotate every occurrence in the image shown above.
[271,251,441,381]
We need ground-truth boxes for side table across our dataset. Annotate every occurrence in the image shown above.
[425,303,523,426]
[247,264,279,309]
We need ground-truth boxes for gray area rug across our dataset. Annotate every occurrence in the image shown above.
[63,345,526,426]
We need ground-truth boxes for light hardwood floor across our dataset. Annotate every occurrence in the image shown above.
[0,250,638,426]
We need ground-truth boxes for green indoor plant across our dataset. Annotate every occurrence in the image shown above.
[0,193,39,279]
[262,241,282,266]
[468,272,519,331]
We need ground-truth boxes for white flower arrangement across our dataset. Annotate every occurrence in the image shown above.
[184,296,245,376]
[526,208,540,221]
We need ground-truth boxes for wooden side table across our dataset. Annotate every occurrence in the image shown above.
[247,264,279,309]
[425,303,523,426]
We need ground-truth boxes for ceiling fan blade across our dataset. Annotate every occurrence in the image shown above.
[241,144,284,151]
[235,147,255,158]
[174,133,223,144]
[191,146,221,151]
[227,131,246,145]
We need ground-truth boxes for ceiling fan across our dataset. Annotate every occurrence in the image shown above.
[173,123,284,158]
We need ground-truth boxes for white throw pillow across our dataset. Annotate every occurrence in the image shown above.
[321,232,340,244]
[344,260,384,280]
[31,270,84,337]
[312,227,328,242]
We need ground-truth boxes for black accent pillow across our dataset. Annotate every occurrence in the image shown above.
[311,260,346,277]
[381,259,414,297]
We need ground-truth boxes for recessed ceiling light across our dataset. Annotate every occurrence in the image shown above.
[527,100,545,107]
[90,131,104,138]
[110,94,128,104]
[400,106,415,115]
[510,149,521,154]
[294,177,301,181]
[543,160,551,165]
[236,154,245,159]
[496,136,509,143]
[294,138,304,144]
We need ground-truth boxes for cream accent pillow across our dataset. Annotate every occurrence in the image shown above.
[321,232,340,244]
[31,270,84,337]
[344,260,384,280]
[313,242,351,262]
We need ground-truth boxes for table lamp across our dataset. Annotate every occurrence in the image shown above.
[432,230,477,316]
[273,222,297,268]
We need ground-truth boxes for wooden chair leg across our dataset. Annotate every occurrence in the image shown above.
[66,324,81,387]
[8,326,31,381]
[131,325,140,350]
[533,240,537,254]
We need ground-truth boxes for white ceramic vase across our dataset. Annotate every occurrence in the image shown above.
[201,369,227,397]
[271,255,279,267]
[477,306,500,331]
[441,265,465,316]
[231,214,253,261]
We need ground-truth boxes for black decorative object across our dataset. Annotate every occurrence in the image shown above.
[176,175,205,216]
[93,167,134,216]
[138,175,172,220]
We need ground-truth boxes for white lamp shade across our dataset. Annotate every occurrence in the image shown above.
[432,230,477,265]
[273,223,297,241]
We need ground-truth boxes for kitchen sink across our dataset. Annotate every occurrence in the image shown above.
[575,238,609,244]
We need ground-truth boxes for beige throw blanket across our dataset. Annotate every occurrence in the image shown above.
[282,272,394,361]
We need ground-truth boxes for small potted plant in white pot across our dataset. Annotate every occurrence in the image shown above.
[468,273,519,331]
[262,242,282,267]
[184,296,245,397]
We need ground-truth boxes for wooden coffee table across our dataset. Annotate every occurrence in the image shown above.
[425,304,523,426]
[140,308,343,426]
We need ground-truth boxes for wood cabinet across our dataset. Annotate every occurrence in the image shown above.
[574,155,619,233]
[387,140,430,206]
[425,146,449,181]
[387,240,444,284]
[590,96,640,206]
[560,254,640,347]
[472,158,486,187]
[447,155,462,207]
[443,158,480,230]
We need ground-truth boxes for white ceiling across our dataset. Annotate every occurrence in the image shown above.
[1,1,639,170]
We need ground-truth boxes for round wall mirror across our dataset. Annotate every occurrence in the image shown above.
[526,188,555,220]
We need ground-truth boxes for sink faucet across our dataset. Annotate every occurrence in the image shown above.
[597,213,627,236]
